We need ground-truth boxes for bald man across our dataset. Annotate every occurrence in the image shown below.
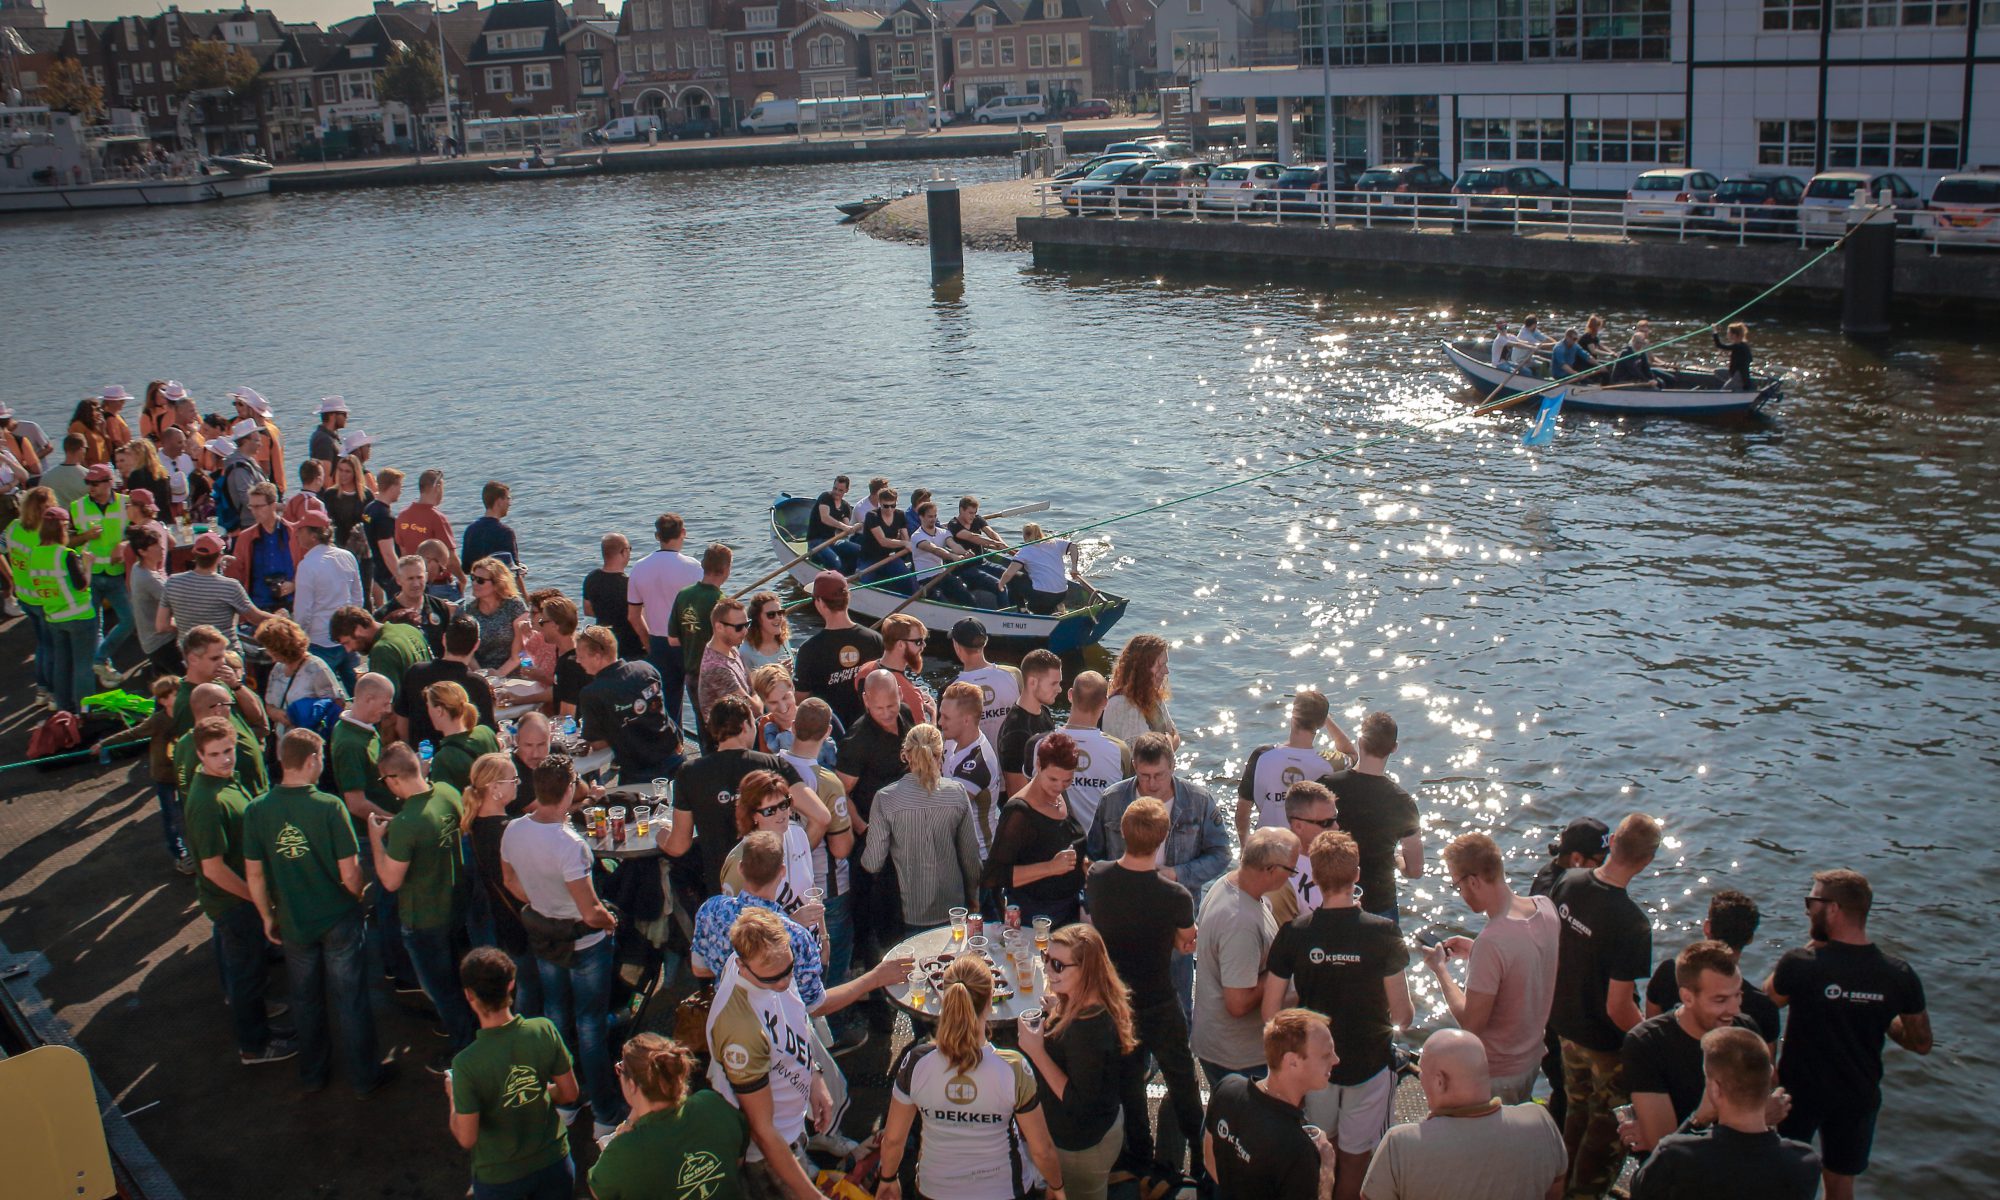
[1361,1029,1568,1200]
[173,681,269,796]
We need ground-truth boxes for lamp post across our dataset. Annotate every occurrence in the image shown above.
[928,0,945,131]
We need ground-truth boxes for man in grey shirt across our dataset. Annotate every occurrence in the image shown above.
[160,531,268,653]
[220,425,269,530]
[1360,1029,1567,1200]
[1192,826,1298,1084]
[42,434,91,506]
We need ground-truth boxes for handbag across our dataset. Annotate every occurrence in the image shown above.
[520,906,591,969]
[674,981,716,1057]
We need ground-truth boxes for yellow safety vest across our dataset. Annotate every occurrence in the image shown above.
[29,542,94,623]
[70,492,127,576]
[4,521,41,608]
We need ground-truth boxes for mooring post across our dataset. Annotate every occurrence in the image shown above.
[927,169,964,286]
[1841,190,1896,339]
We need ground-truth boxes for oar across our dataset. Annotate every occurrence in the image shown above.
[742,499,1052,600]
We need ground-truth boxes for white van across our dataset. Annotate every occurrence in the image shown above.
[589,115,663,144]
[739,100,800,135]
[972,95,1047,124]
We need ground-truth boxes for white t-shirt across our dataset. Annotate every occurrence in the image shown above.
[1241,743,1343,830]
[953,663,1021,747]
[707,955,815,1157]
[500,815,605,949]
[627,548,701,642]
[909,526,956,580]
[1009,539,1070,593]
[1025,726,1131,832]
[944,733,1004,856]
[781,751,851,895]
[893,1042,1043,1200]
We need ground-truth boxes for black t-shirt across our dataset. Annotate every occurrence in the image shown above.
[552,649,588,710]
[1320,769,1420,915]
[1203,1075,1319,1200]
[1646,958,1782,1045]
[832,708,911,820]
[577,658,680,779]
[1547,868,1654,1052]
[794,625,884,732]
[1085,862,1193,1000]
[582,568,644,660]
[946,513,993,550]
[394,658,498,749]
[996,703,1056,777]
[470,814,528,956]
[1629,1126,1821,1200]
[981,796,1084,915]
[1040,1009,1129,1151]
[1529,857,1568,899]
[1771,941,1925,1104]
[1266,906,1410,1084]
[672,748,801,896]
[806,491,852,545]
[860,509,909,564]
[1621,1011,1763,1126]
[362,498,397,579]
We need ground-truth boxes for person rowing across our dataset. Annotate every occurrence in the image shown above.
[1610,321,1662,389]
[997,521,1079,615]
[908,502,979,606]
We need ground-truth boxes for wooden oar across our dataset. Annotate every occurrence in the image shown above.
[742,499,1051,600]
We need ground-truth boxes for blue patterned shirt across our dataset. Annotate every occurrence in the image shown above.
[690,892,825,1010]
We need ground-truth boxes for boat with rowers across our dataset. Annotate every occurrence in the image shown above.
[490,151,603,179]
[1441,340,1783,417]
[767,493,1129,652]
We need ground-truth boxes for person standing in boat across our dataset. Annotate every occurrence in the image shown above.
[1712,322,1753,392]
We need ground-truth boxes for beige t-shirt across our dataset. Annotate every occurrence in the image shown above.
[1359,1103,1567,1200]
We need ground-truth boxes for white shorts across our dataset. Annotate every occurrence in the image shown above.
[1303,1066,1395,1155]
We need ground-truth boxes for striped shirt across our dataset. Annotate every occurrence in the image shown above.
[162,570,257,650]
[859,774,983,926]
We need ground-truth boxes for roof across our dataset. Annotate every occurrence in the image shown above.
[468,0,570,62]
[955,0,1024,27]
[818,10,881,31]
[316,13,434,73]
[15,25,65,53]
[1021,0,1086,18]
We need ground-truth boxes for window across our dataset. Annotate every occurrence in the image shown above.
[693,38,708,67]
[525,64,552,90]
[1189,0,1202,10]
[1000,37,1014,64]
[957,38,971,65]
[581,56,603,86]
[652,0,666,27]
[1066,31,1083,65]
[670,0,684,25]
[976,11,994,30]
[350,43,374,60]
[678,42,691,67]
[1763,0,1821,29]
[1306,0,1669,66]
[896,13,916,34]
[321,77,337,102]
[752,38,775,69]
[746,5,778,29]
[486,66,512,93]
[1757,119,1818,168]
[711,35,725,63]
[691,2,706,25]
[1459,116,1566,161]
[1826,119,1961,169]
[878,41,894,70]
[783,39,793,67]
[1572,117,1685,163]
[735,42,746,70]
[140,61,153,82]
[1028,32,1044,66]
[979,37,994,65]
[1832,0,1967,24]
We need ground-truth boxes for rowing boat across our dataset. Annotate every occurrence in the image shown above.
[767,494,1129,652]
[1441,341,1782,417]
[489,157,602,179]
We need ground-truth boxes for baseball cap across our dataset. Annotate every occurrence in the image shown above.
[295,508,332,530]
[84,464,114,483]
[192,531,227,555]
[811,571,848,603]
[950,617,988,648]
[1550,817,1611,859]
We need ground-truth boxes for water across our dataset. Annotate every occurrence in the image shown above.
[6,157,1997,1193]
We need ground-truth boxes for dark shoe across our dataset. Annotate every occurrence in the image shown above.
[174,853,197,876]
[240,1038,299,1066]
[393,980,426,996]
[266,1001,290,1021]
[355,1061,398,1099]
[423,1052,454,1077]
[829,1025,870,1058]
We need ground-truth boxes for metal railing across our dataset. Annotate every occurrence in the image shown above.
[1034,182,2000,252]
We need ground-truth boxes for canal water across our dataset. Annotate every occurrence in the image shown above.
[5,156,1995,1193]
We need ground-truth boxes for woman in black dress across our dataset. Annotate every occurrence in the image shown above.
[983,731,1087,926]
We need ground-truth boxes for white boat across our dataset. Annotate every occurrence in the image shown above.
[767,493,1128,653]
[1,102,272,214]
[1441,340,1781,418]
[489,156,602,179]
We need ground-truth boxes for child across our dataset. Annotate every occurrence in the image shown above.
[100,675,194,874]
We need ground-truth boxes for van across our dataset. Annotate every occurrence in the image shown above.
[589,115,663,144]
[739,100,800,135]
[972,95,1047,124]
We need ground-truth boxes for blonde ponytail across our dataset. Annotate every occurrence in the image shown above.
[903,723,945,793]
[935,954,993,1075]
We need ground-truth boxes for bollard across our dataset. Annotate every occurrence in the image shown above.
[927,170,964,285]
[1840,196,1895,338]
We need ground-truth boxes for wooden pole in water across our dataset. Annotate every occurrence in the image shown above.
[927,170,963,284]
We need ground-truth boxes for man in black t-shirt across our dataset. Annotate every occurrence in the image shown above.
[791,571,883,732]
[997,648,1062,795]
[394,616,497,749]
[362,471,401,593]
[804,475,860,573]
[574,626,682,783]
[944,495,1008,591]
[1085,798,1203,1192]
[1318,711,1422,923]
[659,694,806,897]
[1767,869,1930,1198]
[1621,940,1770,1154]
[1645,889,1780,1046]
[1204,1008,1338,1200]
[1530,815,1610,1130]
[834,669,913,967]
[581,533,644,661]
[1629,1027,1820,1200]
[1547,811,1659,1200]
[1261,831,1412,1191]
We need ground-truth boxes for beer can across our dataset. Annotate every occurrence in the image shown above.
[1004,905,1022,931]
[966,912,984,941]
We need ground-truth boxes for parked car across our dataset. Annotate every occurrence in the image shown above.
[1622,168,1722,227]
[589,115,664,144]
[1201,161,1285,213]
[1452,164,1571,221]
[1134,160,1215,213]
[664,116,719,140]
[739,100,799,134]
[1064,99,1114,120]
[973,95,1047,124]
[1255,162,1353,218]
[1053,150,1150,182]
[926,105,957,127]
[1347,162,1455,218]
[1065,158,1159,215]
[1102,139,1193,158]
[1798,171,1923,237]
[1707,173,1807,236]
[1926,172,2000,244]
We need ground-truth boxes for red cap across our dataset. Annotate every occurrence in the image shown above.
[193,531,227,555]
[295,508,332,530]
[811,570,849,603]
[84,464,115,483]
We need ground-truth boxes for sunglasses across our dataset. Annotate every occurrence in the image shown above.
[747,956,796,985]
[472,575,496,585]
[755,800,794,819]
[717,619,750,631]
[1292,815,1339,830]
[1043,956,1075,976]
[1804,895,1829,910]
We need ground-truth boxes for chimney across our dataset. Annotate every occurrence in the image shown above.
[374,1,394,12]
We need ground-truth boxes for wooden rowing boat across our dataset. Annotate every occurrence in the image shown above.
[489,157,603,179]
[1441,340,1782,417]
[767,494,1129,652]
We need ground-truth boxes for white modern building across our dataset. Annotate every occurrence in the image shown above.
[1192,0,1999,192]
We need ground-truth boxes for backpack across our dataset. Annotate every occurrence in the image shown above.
[210,461,251,532]
[27,711,82,761]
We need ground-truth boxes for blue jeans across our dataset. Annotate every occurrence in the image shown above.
[25,604,54,692]
[472,1154,574,1200]
[647,635,689,733]
[822,889,854,991]
[536,936,625,1124]
[283,908,381,1092]
[91,571,134,663]
[811,539,861,574]
[309,642,359,694]
[1369,904,1401,928]
[508,950,545,1020]
[361,851,415,986]
[155,783,186,860]
[211,901,275,1056]
[1171,949,1195,1026]
[402,922,477,1051]
[48,615,98,712]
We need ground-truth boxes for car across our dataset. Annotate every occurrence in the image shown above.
[1798,171,1924,238]
[739,100,799,134]
[1254,162,1353,218]
[1052,150,1151,182]
[589,115,665,144]
[1452,164,1571,222]
[1623,168,1722,228]
[973,95,1047,124]
[1707,173,1806,236]
[1200,160,1285,214]
[664,116,719,140]
[1925,172,2000,244]
[1347,162,1455,218]
[1064,99,1114,120]
[1133,160,1215,213]
[1065,158,1159,215]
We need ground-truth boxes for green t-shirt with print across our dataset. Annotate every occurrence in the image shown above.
[367,620,433,692]
[382,781,466,931]
[587,1088,749,1200]
[172,714,268,796]
[241,783,360,944]
[432,726,501,793]
[670,581,721,679]
[330,717,399,817]
[183,771,255,920]
[450,1015,573,1185]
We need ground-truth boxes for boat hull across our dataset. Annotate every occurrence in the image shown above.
[1441,340,1780,417]
[0,173,271,213]
[489,163,600,179]
[768,494,1126,654]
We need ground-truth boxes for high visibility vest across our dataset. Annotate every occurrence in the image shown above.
[4,521,41,608]
[29,542,94,622]
[70,492,127,576]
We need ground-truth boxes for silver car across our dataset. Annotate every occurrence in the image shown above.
[1798,171,1923,238]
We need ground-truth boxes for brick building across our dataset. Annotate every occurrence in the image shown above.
[464,0,571,117]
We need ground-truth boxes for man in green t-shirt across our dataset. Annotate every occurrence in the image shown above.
[369,741,473,1060]
[328,671,417,992]
[173,680,269,796]
[184,717,297,1067]
[669,542,733,686]
[449,948,578,1196]
[243,728,385,1096]
[169,624,268,738]
[330,605,433,732]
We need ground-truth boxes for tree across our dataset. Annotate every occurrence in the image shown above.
[374,41,444,161]
[40,58,106,123]
[175,40,260,96]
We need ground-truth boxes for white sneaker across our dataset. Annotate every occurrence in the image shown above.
[33,687,57,711]
[592,1120,620,1143]
[807,1130,860,1159]
[94,662,122,688]
[1,596,20,618]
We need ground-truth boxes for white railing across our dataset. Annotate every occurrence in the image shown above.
[1033,182,2000,252]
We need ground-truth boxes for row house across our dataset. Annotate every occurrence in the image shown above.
[721,0,807,110]
[862,0,949,106]
[949,0,1111,112]
[2,25,63,103]
[312,11,468,154]
[558,18,619,125]
[793,9,878,100]
[614,0,727,123]
[258,24,341,159]
[464,0,571,117]
[52,8,284,147]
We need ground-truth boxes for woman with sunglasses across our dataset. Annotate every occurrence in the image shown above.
[457,555,531,674]
[719,768,830,916]
[877,953,1066,1200]
[462,752,543,1017]
[1017,924,1139,1200]
[427,680,501,793]
[590,1033,748,1200]
[860,724,983,939]
[739,590,794,673]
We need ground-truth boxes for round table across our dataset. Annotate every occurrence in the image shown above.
[577,815,665,861]
[883,924,1044,1025]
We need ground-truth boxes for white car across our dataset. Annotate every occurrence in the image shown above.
[972,95,1047,124]
[1926,172,2000,245]
[1622,168,1722,227]
[1798,171,1923,238]
[1200,161,1285,213]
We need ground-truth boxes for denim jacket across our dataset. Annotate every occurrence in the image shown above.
[1087,775,1233,903]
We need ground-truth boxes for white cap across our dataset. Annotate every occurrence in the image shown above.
[229,418,263,440]
[226,386,272,415]
[340,429,374,454]
[316,395,348,415]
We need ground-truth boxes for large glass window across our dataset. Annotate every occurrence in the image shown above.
[1763,0,1821,28]
[1572,117,1686,163]
[1304,0,1668,65]
[1458,116,1565,161]
[1757,119,1817,168]
[1826,119,1961,169]
[1831,0,1967,25]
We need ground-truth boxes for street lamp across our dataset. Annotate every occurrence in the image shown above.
[927,0,944,131]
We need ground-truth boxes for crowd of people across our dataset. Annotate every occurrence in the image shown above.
[0,391,1933,1200]
[1485,315,1757,391]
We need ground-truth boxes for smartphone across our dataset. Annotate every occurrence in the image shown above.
[1414,927,1447,949]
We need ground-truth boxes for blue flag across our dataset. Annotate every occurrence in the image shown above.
[1522,390,1566,448]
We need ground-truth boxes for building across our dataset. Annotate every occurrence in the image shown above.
[1153,0,1291,82]
[465,0,573,117]
[616,0,729,123]
[260,23,340,159]
[2,24,62,101]
[0,0,45,30]
[313,11,468,154]
[949,0,1108,113]
[559,17,619,123]
[723,0,809,111]
[865,0,953,106]
[795,7,880,99]
[1189,0,1998,194]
